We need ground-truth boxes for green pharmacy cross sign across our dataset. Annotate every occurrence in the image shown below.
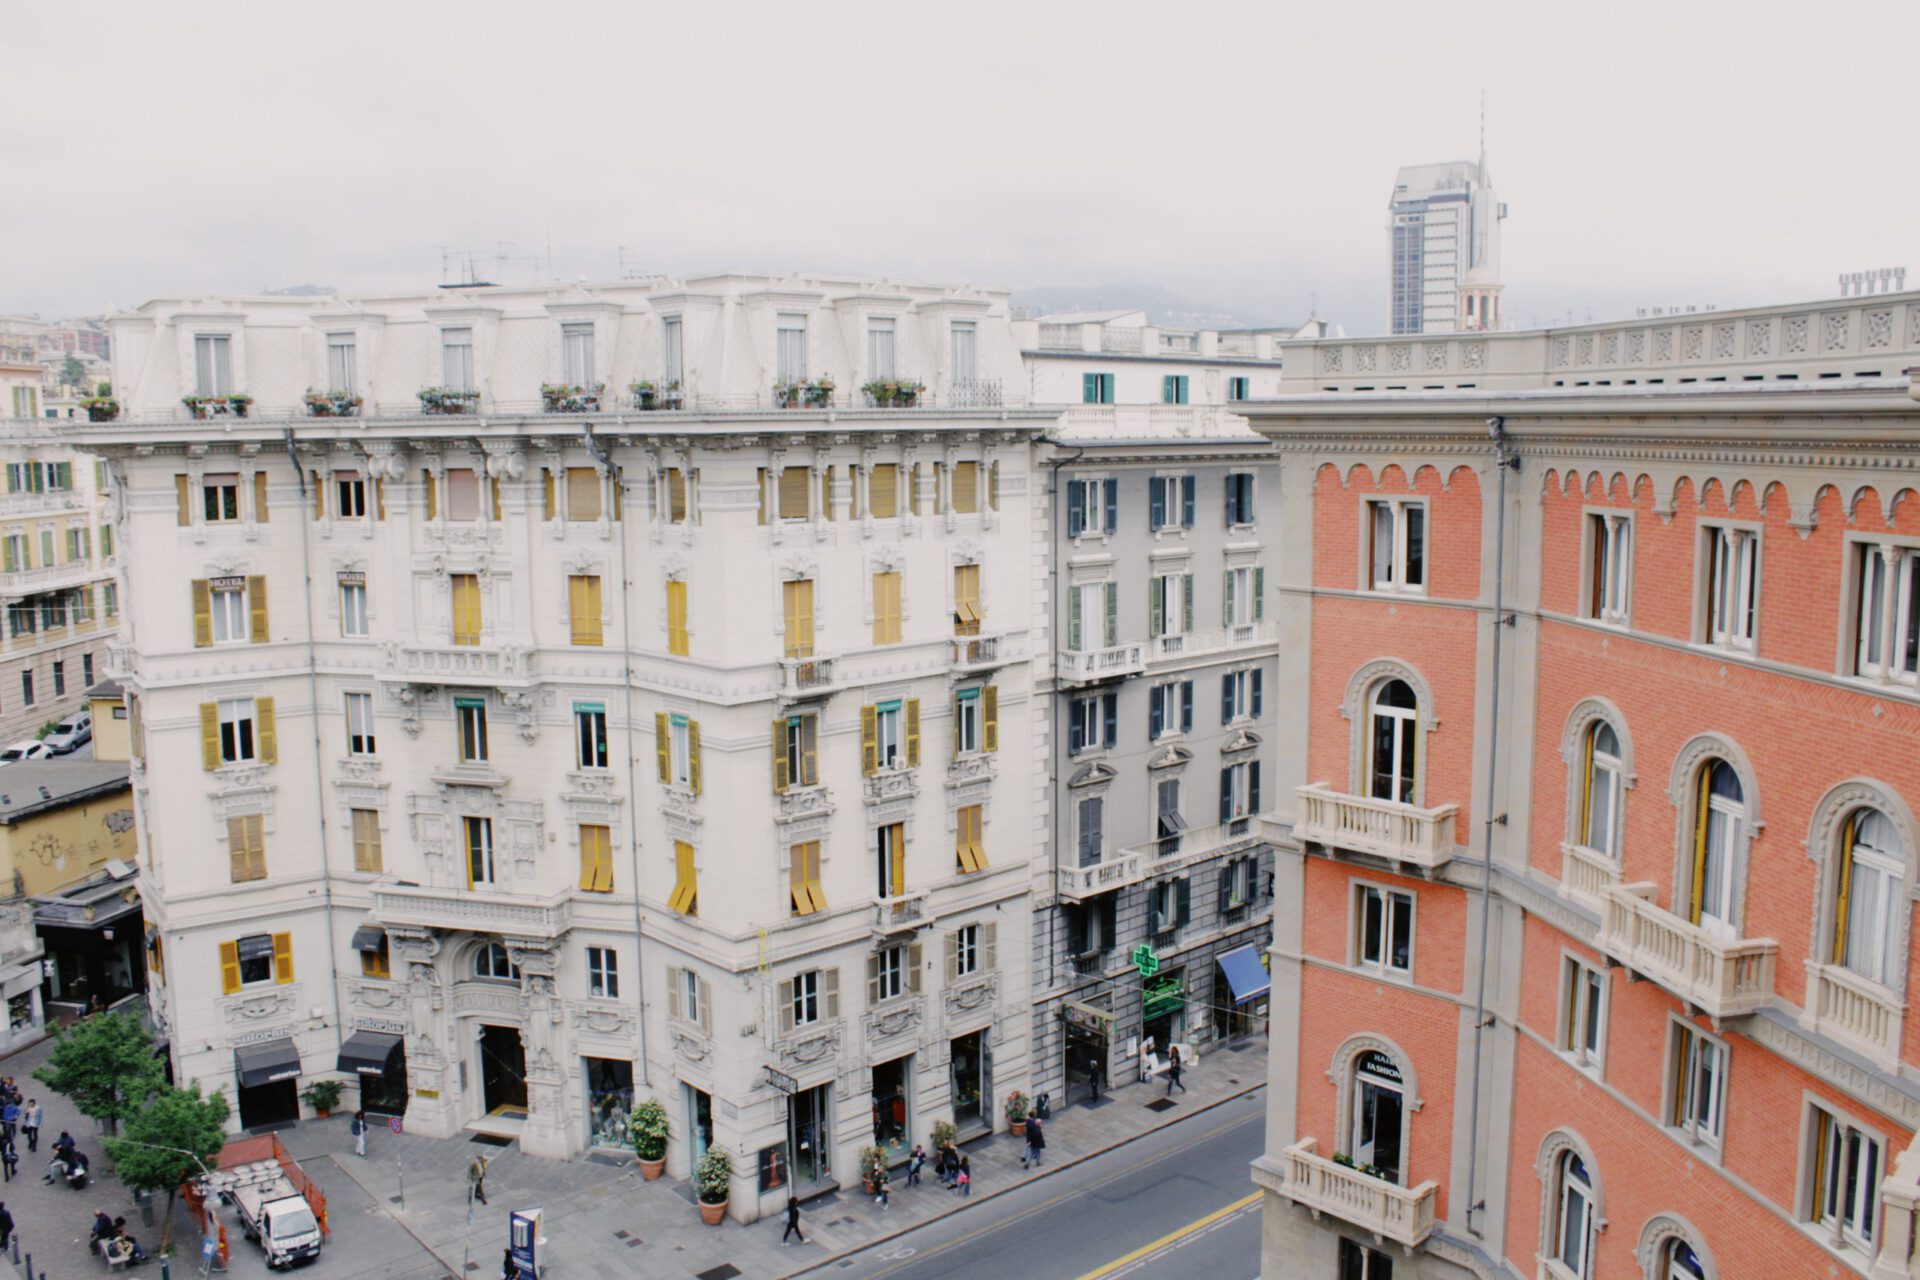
[1131,944,1159,978]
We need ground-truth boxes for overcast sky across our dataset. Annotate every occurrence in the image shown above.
[6,0,1915,334]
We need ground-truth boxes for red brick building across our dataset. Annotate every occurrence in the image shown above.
[1248,297,1920,1280]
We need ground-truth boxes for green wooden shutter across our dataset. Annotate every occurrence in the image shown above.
[1103,582,1117,646]
[1148,578,1163,637]
[1068,587,1082,650]
[1182,574,1194,633]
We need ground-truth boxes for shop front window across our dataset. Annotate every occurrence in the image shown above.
[871,1057,910,1163]
[584,1058,633,1150]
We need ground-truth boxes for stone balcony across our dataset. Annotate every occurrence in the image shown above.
[1056,642,1146,686]
[778,655,839,697]
[0,558,107,597]
[1147,621,1279,664]
[1126,814,1280,876]
[1803,961,1905,1071]
[1274,1137,1440,1249]
[1596,882,1778,1020]
[371,882,571,941]
[379,641,538,689]
[1559,841,1621,911]
[949,634,1013,677]
[872,888,931,938]
[1293,783,1458,873]
[1057,850,1145,901]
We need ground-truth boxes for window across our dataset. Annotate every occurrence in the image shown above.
[339,575,368,637]
[661,713,693,787]
[441,327,474,391]
[1662,1240,1706,1280]
[18,672,29,707]
[662,316,683,386]
[1223,565,1263,627]
[1067,580,1117,651]
[1162,375,1189,405]
[351,808,383,873]
[662,468,690,523]
[465,816,496,886]
[789,841,826,915]
[1558,956,1606,1070]
[1224,472,1256,526]
[954,563,982,635]
[579,823,613,892]
[358,928,389,978]
[1081,372,1115,404]
[1148,878,1190,934]
[343,691,376,756]
[1689,759,1744,937]
[475,942,518,981]
[1067,896,1119,957]
[864,699,918,772]
[229,933,282,988]
[1355,884,1412,974]
[1065,478,1116,538]
[1347,1049,1404,1183]
[951,461,980,514]
[951,321,977,382]
[871,944,918,1004]
[783,578,815,657]
[576,704,608,770]
[867,463,900,519]
[1854,544,1920,683]
[326,333,356,392]
[203,474,240,522]
[566,467,603,522]
[867,317,895,379]
[1337,1238,1394,1280]
[449,697,491,764]
[1668,1021,1726,1149]
[1578,721,1622,857]
[1368,679,1418,804]
[1549,1151,1596,1278]
[1148,679,1193,739]
[104,583,117,617]
[51,662,63,697]
[1367,499,1426,593]
[210,578,249,644]
[773,711,819,791]
[776,314,808,384]
[588,947,619,999]
[871,570,902,644]
[1809,1103,1881,1251]
[1703,525,1759,650]
[672,967,707,1032]
[1587,513,1632,624]
[1076,795,1104,866]
[1227,376,1251,402]
[450,573,482,645]
[955,804,986,873]
[668,840,697,915]
[1221,668,1263,724]
[569,575,603,645]
[561,322,595,386]
[952,923,989,977]
[1219,760,1261,823]
[1831,809,1903,987]
[9,387,34,418]
[1149,475,1196,531]
[227,814,266,882]
[1149,573,1192,638]
[1068,691,1118,755]
[1,535,24,573]
[1223,854,1258,913]
[82,652,92,686]
[217,697,257,764]
[1157,778,1185,844]
[194,334,232,396]
[443,468,480,520]
[876,822,906,897]
[951,685,996,755]
[334,471,368,520]
[791,969,823,1027]
[666,579,689,655]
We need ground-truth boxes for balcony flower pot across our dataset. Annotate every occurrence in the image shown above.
[628,1097,669,1181]
[81,398,119,423]
[862,379,898,407]
[303,390,363,417]
[629,381,657,410]
[541,383,603,414]
[181,394,252,420]
[804,377,835,408]
[695,1144,733,1226]
[893,380,924,408]
[774,381,803,409]
[417,388,479,415]
[659,382,685,410]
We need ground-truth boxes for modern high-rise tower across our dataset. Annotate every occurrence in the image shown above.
[1388,151,1506,335]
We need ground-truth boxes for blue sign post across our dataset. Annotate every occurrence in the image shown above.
[509,1208,543,1280]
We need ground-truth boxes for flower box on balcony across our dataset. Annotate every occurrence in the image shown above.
[776,378,835,409]
[541,383,604,413]
[181,394,252,419]
[417,387,479,415]
[630,381,686,411]
[862,379,925,408]
[81,397,119,423]
[303,390,363,417]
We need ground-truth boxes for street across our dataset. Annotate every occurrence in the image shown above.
[821,1088,1265,1280]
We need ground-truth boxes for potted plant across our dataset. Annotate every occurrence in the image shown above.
[894,379,925,408]
[301,1078,344,1120]
[541,382,604,413]
[181,393,252,419]
[417,387,480,415]
[630,380,657,410]
[774,379,802,408]
[805,376,835,408]
[862,379,897,407]
[694,1144,733,1225]
[659,380,685,410]
[858,1143,887,1194]
[81,395,120,423]
[1003,1090,1030,1137]
[303,389,363,417]
[930,1118,957,1155]
[629,1098,669,1181]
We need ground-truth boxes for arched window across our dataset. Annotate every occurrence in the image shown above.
[475,943,520,982]
[1552,1151,1596,1277]
[1833,808,1903,987]
[1689,760,1744,937]
[1663,1239,1705,1280]
[1368,680,1417,805]
[1347,1049,1405,1185]
[1581,721,1624,857]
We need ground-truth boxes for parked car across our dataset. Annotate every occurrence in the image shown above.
[41,713,91,755]
[0,740,50,766]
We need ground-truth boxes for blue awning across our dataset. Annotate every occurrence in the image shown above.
[1217,944,1270,1004]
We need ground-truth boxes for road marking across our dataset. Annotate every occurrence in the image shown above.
[1070,1191,1262,1280]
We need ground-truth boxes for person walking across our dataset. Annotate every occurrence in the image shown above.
[351,1110,368,1158]
[467,1153,490,1206]
[1,1136,17,1183]
[957,1156,972,1197]
[0,1200,12,1252]
[873,1167,889,1210]
[21,1100,40,1153]
[1023,1115,1046,1170]
[501,1246,518,1278]
[941,1144,960,1189]
[905,1143,925,1187]
[781,1196,805,1245]
[1167,1045,1187,1096]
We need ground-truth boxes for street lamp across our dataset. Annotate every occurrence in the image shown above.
[105,1138,219,1279]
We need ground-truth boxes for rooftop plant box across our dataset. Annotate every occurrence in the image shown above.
[418,387,480,415]
[541,383,604,413]
[304,390,363,417]
[182,394,252,419]
[81,397,119,423]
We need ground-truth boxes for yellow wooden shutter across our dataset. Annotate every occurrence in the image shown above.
[543,469,556,521]
[1833,814,1858,964]
[952,461,978,513]
[667,469,687,521]
[687,719,701,794]
[954,564,982,634]
[870,463,898,518]
[905,698,921,767]
[778,466,810,520]
[784,580,814,657]
[821,467,835,521]
[666,580,689,655]
[580,825,612,892]
[570,576,603,645]
[272,931,294,983]
[757,468,768,525]
[1579,724,1596,844]
[423,469,437,519]
[248,575,269,643]
[375,476,387,520]
[312,471,325,518]
[353,809,382,872]
[909,463,922,515]
[567,467,602,521]
[1689,768,1712,925]
[873,572,901,644]
[654,712,670,783]
[176,475,192,526]
[256,697,277,764]
[983,685,999,752]
[669,841,698,915]
[200,702,220,771]
[889,823,907,895]
[451,574,481,645]
[861,704,878,775]
[219,940,241,994]
[253,471,269,523]
[491,476,503,521]
[989,460,1000,511]
[191,579,213,648]
[773,719,791,794]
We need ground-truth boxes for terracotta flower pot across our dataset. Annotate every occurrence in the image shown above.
[862,1177,878,1195]
[698,1197,728,1226]
[1010,1120,1026,1137]
[637,1157,665,1181]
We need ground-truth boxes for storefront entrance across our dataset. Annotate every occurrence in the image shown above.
[1214,944,1271,1042]
[478,1024,528,1116]
[1142,967,1186,1054]
[950,1031,990,1133]
[1349,1050,1404,1184]
[338,1030,409,1116]
[584,1058,633,1149]
[871,1057,911,1164]
[1063,1000,1113,1106]
[234,1036,302,1133]
[791,1082,832,1187]
[685,1083,713,1166]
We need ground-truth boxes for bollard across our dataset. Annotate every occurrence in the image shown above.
[161,1254,172,1280]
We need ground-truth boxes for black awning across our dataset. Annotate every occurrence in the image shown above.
[337,1030,404,1077]
[233,1037,302,1089]
[350,926,385,954]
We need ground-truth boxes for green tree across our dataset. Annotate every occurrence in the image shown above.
[106,1083,230,1252]
[59,354,85,389]
[31,1010,164,1136]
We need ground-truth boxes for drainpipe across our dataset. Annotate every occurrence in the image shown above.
[1465,416,1517,1236]
[1039,434,1084,1092]
[284,429,348,1052]
[583,424,648,1087]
